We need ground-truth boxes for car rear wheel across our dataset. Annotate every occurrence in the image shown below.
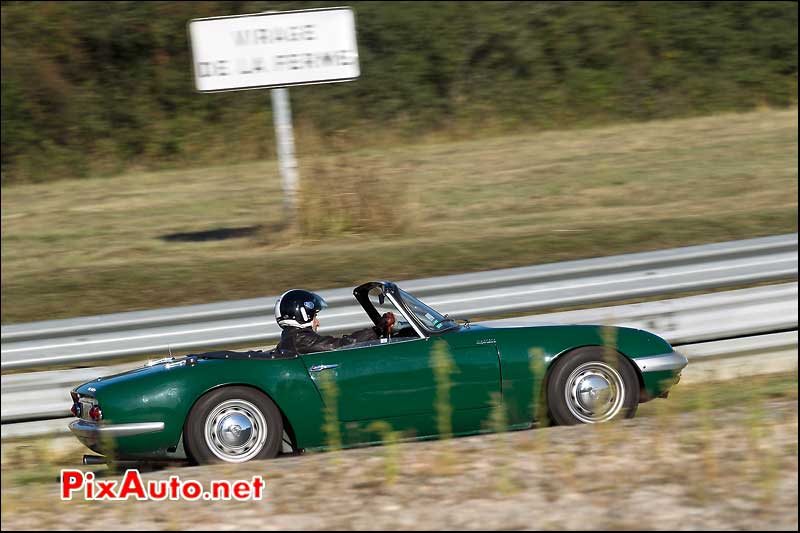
[185,386,283,464]
[546,347,639,425]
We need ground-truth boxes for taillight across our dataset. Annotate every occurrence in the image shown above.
[70,403,81,417]
[89,405,103,421]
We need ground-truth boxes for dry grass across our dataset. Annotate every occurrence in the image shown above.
[296,153,413,237]
[2,108,797,323]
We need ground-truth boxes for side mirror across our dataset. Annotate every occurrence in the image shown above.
[378,292,385,305]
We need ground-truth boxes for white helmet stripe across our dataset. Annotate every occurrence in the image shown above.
[278,318,313,328]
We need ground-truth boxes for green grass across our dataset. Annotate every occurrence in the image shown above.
[2,108,797,324]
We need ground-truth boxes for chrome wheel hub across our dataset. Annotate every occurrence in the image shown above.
[565,361,625,423]
[205,399,267,462]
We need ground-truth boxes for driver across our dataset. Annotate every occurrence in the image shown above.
[274,289,395,355]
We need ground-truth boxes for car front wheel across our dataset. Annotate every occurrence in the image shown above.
[546,347,639,425]
[185,386,283,464]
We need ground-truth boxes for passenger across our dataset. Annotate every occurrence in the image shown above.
[274,289,394,355]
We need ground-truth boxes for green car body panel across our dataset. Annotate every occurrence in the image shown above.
[69,282,686,460]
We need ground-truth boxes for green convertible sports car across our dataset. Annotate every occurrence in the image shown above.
[69,281,688,464]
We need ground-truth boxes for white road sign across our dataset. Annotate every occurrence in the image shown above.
[188,7,359,92]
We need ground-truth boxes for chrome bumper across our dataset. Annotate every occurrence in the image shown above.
[69,420,187,460]
[633,350,689,373]
[69,419,164,440]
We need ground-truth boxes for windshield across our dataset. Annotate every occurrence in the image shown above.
[399,290,457,332]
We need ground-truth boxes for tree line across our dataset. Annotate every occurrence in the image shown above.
[1,1,796,183]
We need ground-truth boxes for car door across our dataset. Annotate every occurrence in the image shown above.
[302,337,436,422]
[301,331,501,423]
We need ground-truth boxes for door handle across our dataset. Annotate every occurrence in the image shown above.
[309,363,339,372]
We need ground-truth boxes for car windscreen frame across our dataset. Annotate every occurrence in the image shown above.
[353,281,458,338]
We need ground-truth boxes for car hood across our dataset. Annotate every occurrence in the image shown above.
[473,319,562,329]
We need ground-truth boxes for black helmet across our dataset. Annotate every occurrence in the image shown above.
[274,289,328,328]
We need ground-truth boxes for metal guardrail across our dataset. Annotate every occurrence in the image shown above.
[2,234,797,370]
[2,282,797,430]
[490,282,798,345]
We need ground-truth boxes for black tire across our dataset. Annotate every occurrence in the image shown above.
[546,347,639,426]
[184,386,283,464]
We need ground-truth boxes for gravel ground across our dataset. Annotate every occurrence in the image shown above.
[1,399,797,531]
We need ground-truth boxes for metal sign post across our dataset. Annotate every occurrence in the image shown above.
[271,87,299,216]
[188,7,360,221]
